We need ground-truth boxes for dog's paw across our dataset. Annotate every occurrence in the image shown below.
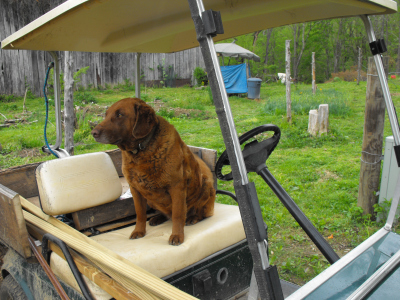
[186,215,202,226]
[149,214,168,226]
[169,234,184,246]
[129,230,145,239]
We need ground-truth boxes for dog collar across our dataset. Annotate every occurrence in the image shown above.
[130,124,158,155]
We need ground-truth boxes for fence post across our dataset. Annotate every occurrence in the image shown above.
[64,51,75,156]
[358,56,389,215]
[357,47,362,85]
[312,52,316,94]
[286,40,292,123]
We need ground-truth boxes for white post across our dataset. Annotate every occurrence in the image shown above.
[312,52,316,94]
[286,40,292,123]
[318,104,329,135]
[308,109,318,136]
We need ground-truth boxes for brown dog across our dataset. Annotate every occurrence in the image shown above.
[91,98,215,245]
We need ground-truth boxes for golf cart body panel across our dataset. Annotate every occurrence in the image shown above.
[1,0,400,299]
[1,0,397,53]
[2,247,85,300]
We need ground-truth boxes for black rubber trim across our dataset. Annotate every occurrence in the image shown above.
[41,233,94,300]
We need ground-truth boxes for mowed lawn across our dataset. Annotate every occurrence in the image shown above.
[1,79,400,284]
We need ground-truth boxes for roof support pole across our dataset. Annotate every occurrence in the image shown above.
[43,52,69,158]
[187,1,283,299]
[360,15,400,146]
[360,15,400,229]
[135,52,141,99]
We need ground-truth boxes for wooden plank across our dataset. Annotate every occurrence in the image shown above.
[94,212,157,233]
[0,162,40,198]
[27,224,137,300]
[0,183,32,258]
[71,197,137,231]
[358,57,389,214]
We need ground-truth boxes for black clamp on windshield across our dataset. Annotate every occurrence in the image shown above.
[369,39,387,55]
[202,10,224,37]
[394,144,400,167]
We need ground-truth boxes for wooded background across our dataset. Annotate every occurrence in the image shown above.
[1,0,400,96]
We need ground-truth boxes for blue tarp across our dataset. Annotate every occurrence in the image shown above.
[220,63,248,94]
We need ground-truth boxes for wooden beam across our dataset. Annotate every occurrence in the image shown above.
[0,184,32,259]
[358,56,389,215]
[27,223,138,300]
[72,197,136,231]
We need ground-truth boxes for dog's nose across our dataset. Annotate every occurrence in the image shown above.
[91,128,100,138]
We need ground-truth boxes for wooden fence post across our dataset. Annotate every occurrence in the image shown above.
[358,56,389,215]
[64,51,75,156]
[312,52,316,94]
[285,40,292,123]
[357,47,362,85]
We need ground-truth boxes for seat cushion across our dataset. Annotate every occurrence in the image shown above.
[90,203,246,278]
[36,152,122,215]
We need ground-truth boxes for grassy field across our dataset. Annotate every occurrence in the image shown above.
[1,79,400,285]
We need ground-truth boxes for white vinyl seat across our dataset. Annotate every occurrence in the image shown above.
[35,152,246,299]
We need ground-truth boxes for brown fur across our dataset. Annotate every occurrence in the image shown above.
[91,98,215,245]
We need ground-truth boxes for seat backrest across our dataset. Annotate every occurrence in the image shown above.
[36,152,122,215]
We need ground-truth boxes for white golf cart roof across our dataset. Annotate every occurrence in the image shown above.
[1,0,397,53]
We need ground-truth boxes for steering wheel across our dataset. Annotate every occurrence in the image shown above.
[216,124,281,181]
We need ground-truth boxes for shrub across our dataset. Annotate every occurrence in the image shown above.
[193,67,208,86]
[74,91,97,105]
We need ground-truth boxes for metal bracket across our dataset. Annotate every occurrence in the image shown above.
[201,10,224,37]
[369,39,387,55]
[394,145,400,167]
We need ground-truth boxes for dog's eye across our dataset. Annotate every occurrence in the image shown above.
[117,112,123,118]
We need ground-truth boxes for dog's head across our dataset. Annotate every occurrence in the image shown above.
[92,98,158,149]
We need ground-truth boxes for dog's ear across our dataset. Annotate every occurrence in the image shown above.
[132,103,157,139]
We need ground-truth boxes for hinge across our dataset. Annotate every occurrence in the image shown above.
[202,9,224,37]
[369,39,387,55]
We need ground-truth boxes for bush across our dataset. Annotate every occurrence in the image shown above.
[331,68,366,82]
[193,67,208,86]
[74,91,97,105]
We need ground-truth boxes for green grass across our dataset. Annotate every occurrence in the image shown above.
[1,79,400,285]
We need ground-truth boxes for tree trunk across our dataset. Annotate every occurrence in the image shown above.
[333,19,343,74]
[252,31,261,50]
[358,56,389,215]
[286,40,292,123]
[263,29,273,76]
[64,51,75,156]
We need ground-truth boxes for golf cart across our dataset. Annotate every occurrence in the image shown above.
[1,0,400,299]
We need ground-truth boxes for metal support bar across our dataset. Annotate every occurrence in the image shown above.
[347,247,400,300]
[135,52,141,99]
[187,0,280,298]
[42,233,94,300]
[360,15,400,228]
[360,15,400,146]
[44,51,69,158]
[48,51,63,150]
[258,166,340,264]
[286,228,389,300]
